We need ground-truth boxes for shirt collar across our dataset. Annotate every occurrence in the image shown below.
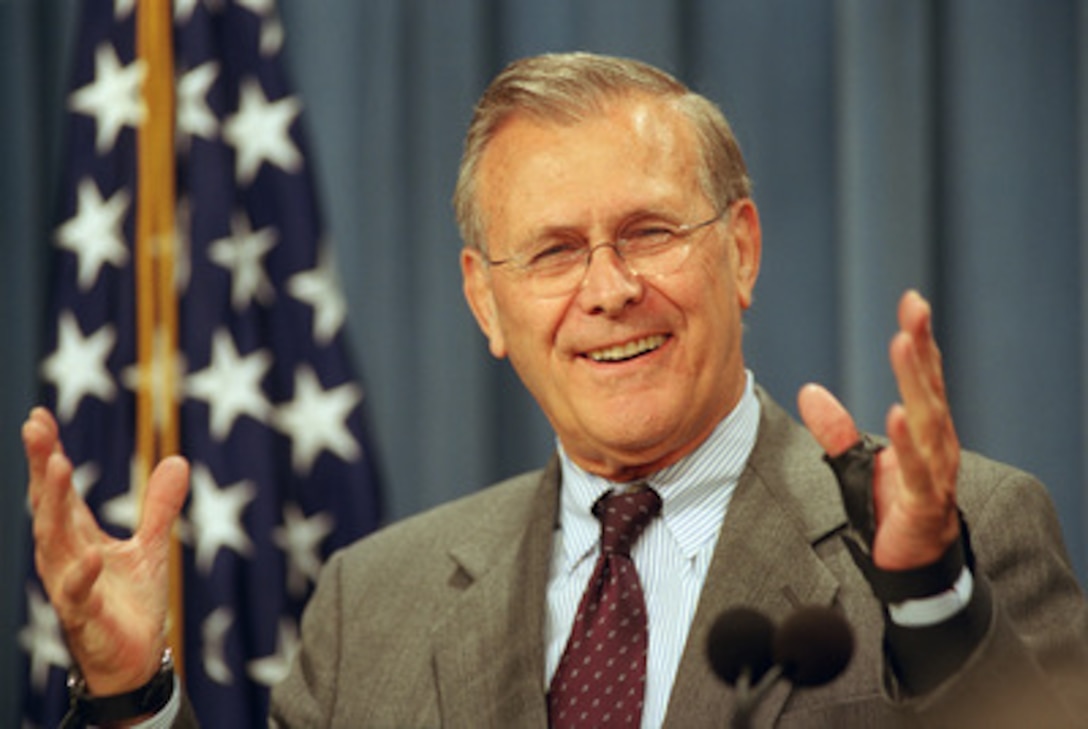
[555,371,761,570]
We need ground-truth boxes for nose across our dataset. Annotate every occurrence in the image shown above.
[576,243,644,315]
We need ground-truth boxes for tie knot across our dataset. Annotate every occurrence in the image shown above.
[593,487,662,556]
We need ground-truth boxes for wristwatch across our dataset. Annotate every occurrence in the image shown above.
[63,649,175,727]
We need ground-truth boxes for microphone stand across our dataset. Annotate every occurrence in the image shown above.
[730,664,784,729]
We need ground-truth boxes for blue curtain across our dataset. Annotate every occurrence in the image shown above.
[2,1,1085,723]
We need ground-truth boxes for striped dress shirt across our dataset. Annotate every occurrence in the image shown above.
[546,372,761,729]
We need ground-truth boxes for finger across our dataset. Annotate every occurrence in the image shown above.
[37,549,105,639]
[32,452,79,564]
[897,290,947,400]
[33,449,76,533]
[26,406,60,440]
[869,442,899,524]
[884,403,961,546]
[884,403,938,499]
[137,456,190,547]
[897,290,932,347]
[797,383,861,457]
[892,294,945,423]
[890,297,939,413]
[24,407,62,459]
[53,551,111,666]
[889,331,938,430]
[889,304,959,487]
[32,448,105,581]
[23,408,63,509]
[59,547,105,616]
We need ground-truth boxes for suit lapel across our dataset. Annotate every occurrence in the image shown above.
[663,390,848,728]
[431,462,559,729]
[426,391,848,728]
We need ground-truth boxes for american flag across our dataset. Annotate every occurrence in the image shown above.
[19,1,382,726]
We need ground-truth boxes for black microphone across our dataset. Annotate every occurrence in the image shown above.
[706,607,775,687]
[707,606,854,729]
[773,606,854,687]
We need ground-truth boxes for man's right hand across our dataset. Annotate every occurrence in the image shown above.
[23,407,190,696]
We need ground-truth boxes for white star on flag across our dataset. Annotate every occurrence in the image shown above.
[55,178,131,292]
[173,0,216,23]
[70,461,102,501]
[287,247,348,345]
[101,482,139,533]
[208,211,278,311]
[236,0,284,55]
[18,587,70,692]
[99,457,151,534]
[177,61,221,143]
[258,16,285,56]
[114,0,135,19]
[186,328,274,439]
[68,43,146,154]
[246,618,300,687]
[273,503,335,597]
[221,78,302,185]
[201,606,236,685]
[236,0,274,14]
[273,365,363,475]
[185,464,258,574]
[39,311,117,422]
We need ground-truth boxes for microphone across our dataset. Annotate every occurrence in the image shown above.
[706,606,854,728]
[706,607,775,687]
[773,605,854,687]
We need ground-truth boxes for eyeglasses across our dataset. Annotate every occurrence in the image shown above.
[484,208,727,298]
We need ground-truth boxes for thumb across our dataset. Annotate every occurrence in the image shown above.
[798,383,861,457]
[138,456,190,545]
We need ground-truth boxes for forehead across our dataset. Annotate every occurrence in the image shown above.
[476,96,705,241]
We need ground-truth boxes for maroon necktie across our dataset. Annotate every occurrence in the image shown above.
[548,488,662,728]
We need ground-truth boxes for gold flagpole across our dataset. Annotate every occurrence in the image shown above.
[136,0,185,680]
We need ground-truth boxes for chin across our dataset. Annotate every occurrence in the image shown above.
[582,417,683,467]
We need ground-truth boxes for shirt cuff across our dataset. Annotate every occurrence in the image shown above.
[888,566,973,628]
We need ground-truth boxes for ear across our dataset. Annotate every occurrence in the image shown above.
[728,198,762,310]
[461,247,508,358]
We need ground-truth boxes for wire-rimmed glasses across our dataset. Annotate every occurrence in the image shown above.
[484,207,728,298]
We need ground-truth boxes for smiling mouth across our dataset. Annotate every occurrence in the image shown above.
[586,335,668,363]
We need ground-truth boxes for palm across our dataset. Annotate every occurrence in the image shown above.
[869,444,958,570]
[62,526,171,687]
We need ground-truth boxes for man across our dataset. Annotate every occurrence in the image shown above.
[24,52,1088,727]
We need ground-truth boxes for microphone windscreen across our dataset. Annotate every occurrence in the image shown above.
[706,607,775,686]
[772,606,854,687]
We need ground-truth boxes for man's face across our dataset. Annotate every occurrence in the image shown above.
[461,94,761,481]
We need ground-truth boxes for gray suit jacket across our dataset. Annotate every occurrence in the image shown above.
[252,390,1087,727]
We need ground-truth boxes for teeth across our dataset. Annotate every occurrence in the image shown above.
[587,335,667,362]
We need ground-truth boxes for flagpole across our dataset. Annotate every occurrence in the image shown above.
[136,0,185,680]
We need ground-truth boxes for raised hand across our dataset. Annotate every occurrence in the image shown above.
[798,290,961,571]
[23,407,190,695]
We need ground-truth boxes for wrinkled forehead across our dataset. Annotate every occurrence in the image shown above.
[474,97,707,239]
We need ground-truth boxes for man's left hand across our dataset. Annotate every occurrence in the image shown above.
[798,289,961,570]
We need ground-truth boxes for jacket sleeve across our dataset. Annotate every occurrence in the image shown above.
[885,466,1088,727]
[266,549,348,728]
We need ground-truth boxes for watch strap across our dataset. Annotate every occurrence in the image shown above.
[62,649,175,728]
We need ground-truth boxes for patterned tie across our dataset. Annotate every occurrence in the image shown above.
[548,487,663,728]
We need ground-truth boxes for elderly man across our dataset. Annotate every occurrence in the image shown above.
[25,52,1088,727]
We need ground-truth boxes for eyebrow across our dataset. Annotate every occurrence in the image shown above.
[522,207,685,244]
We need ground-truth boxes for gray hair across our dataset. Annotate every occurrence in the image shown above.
[453,52,752,252]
